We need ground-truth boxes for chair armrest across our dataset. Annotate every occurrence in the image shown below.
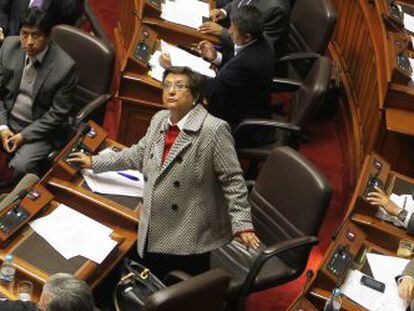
[163,270,191,286]
[277,52,321,64]
[272,78,303,92]
[234,119,301,136]
[72,94,112,128]
[84,0,111,45]
[240,236,318,296]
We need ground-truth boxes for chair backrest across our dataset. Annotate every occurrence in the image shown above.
[51,25,114,123]
[288,56,331,128]
[286,0,337,54]
[250,146,331,265]
[143,269,230,311]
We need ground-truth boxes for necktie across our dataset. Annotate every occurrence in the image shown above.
[29,0,44,8]
[25,57,38,84]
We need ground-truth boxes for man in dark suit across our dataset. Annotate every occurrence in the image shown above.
[0,7,77,179]
[197,6,275,132]
[199,0,290,57]
[0,0,82,39]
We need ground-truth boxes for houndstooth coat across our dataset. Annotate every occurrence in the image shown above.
[92,104,253,257]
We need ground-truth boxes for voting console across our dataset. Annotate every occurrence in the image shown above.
[289,153,414,310]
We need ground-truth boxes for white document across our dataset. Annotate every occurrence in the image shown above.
[82,169,144,197]
[149,50,165,81]
[404,13,414,33]
[341,269,409,311]
[161,0,209,29]
[161,40,216,77]
[390,193,414,212]
[30,204,117,264]
[376,193,414,226]
[366,253,409,285]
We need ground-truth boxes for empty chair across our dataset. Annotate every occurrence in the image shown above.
[210,146,332,309]
[277,0,337,79]
[142,269,230,311]
[51,24,114,127]
[235,56,331,175]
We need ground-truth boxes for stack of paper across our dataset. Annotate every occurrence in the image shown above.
[30,204,117,264]
[149,40,216,81]
[341,254,410,311]
[161,0,209,29]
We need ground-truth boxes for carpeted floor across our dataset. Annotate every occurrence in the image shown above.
[88,1,350,309]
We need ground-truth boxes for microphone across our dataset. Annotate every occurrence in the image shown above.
[0,174,40,211]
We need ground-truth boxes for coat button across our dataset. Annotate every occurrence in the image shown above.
[144,175,148,182]
[173,181,180,188]
[171,204,178,211]
[176,156,183,163]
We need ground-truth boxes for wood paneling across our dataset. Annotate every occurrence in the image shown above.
[329,0,414,179]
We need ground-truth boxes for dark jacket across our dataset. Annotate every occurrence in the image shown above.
[204,37,275,128]
[0,36,77,143]
[220,0,291,56]
[0,0,82,36]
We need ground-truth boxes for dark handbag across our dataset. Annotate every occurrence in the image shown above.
[114,258,166,311]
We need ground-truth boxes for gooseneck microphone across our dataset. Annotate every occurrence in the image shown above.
[0,174,40,211]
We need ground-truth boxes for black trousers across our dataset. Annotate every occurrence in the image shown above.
[140,252,211,281]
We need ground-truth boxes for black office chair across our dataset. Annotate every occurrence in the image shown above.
[276,0,337,80]
[235,56,331,179]
[51,24,114,127]
[210,146,332,310]
[142,269,230,311]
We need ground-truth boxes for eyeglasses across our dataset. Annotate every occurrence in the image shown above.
[20,30,44,40]
[162,81,190,91]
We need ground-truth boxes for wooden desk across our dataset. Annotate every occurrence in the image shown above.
[115,0,219,145]
[0,123,139,303]
[289,153,414,310]
[45,121,140,218]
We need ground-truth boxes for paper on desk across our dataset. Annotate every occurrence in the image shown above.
[161,0,209,29]
[82,169,143,197]
[366,253,409,285]
[341,269,408,311]
[390,193,414,212]
[404,13,414,33]
[30,204,117,263]
[161,41,216,77]
[149,50,165,81]
[376,193,414,226]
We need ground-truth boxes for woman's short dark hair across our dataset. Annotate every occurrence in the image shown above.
[20,7,55,35]
[231,6,264,40]
[163,66,204,104]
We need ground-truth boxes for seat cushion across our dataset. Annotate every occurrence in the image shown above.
[210,241,297,296]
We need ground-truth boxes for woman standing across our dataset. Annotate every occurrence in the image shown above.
[68,67,259,278]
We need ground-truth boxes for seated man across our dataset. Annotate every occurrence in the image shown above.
[0,7,77,181]
[0,0,83,41]
[38,273,94,311]
[198,6,275,132]
[199,0,290,57]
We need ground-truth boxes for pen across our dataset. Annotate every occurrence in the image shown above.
[403,196,407,210]
[117,172,140,182]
